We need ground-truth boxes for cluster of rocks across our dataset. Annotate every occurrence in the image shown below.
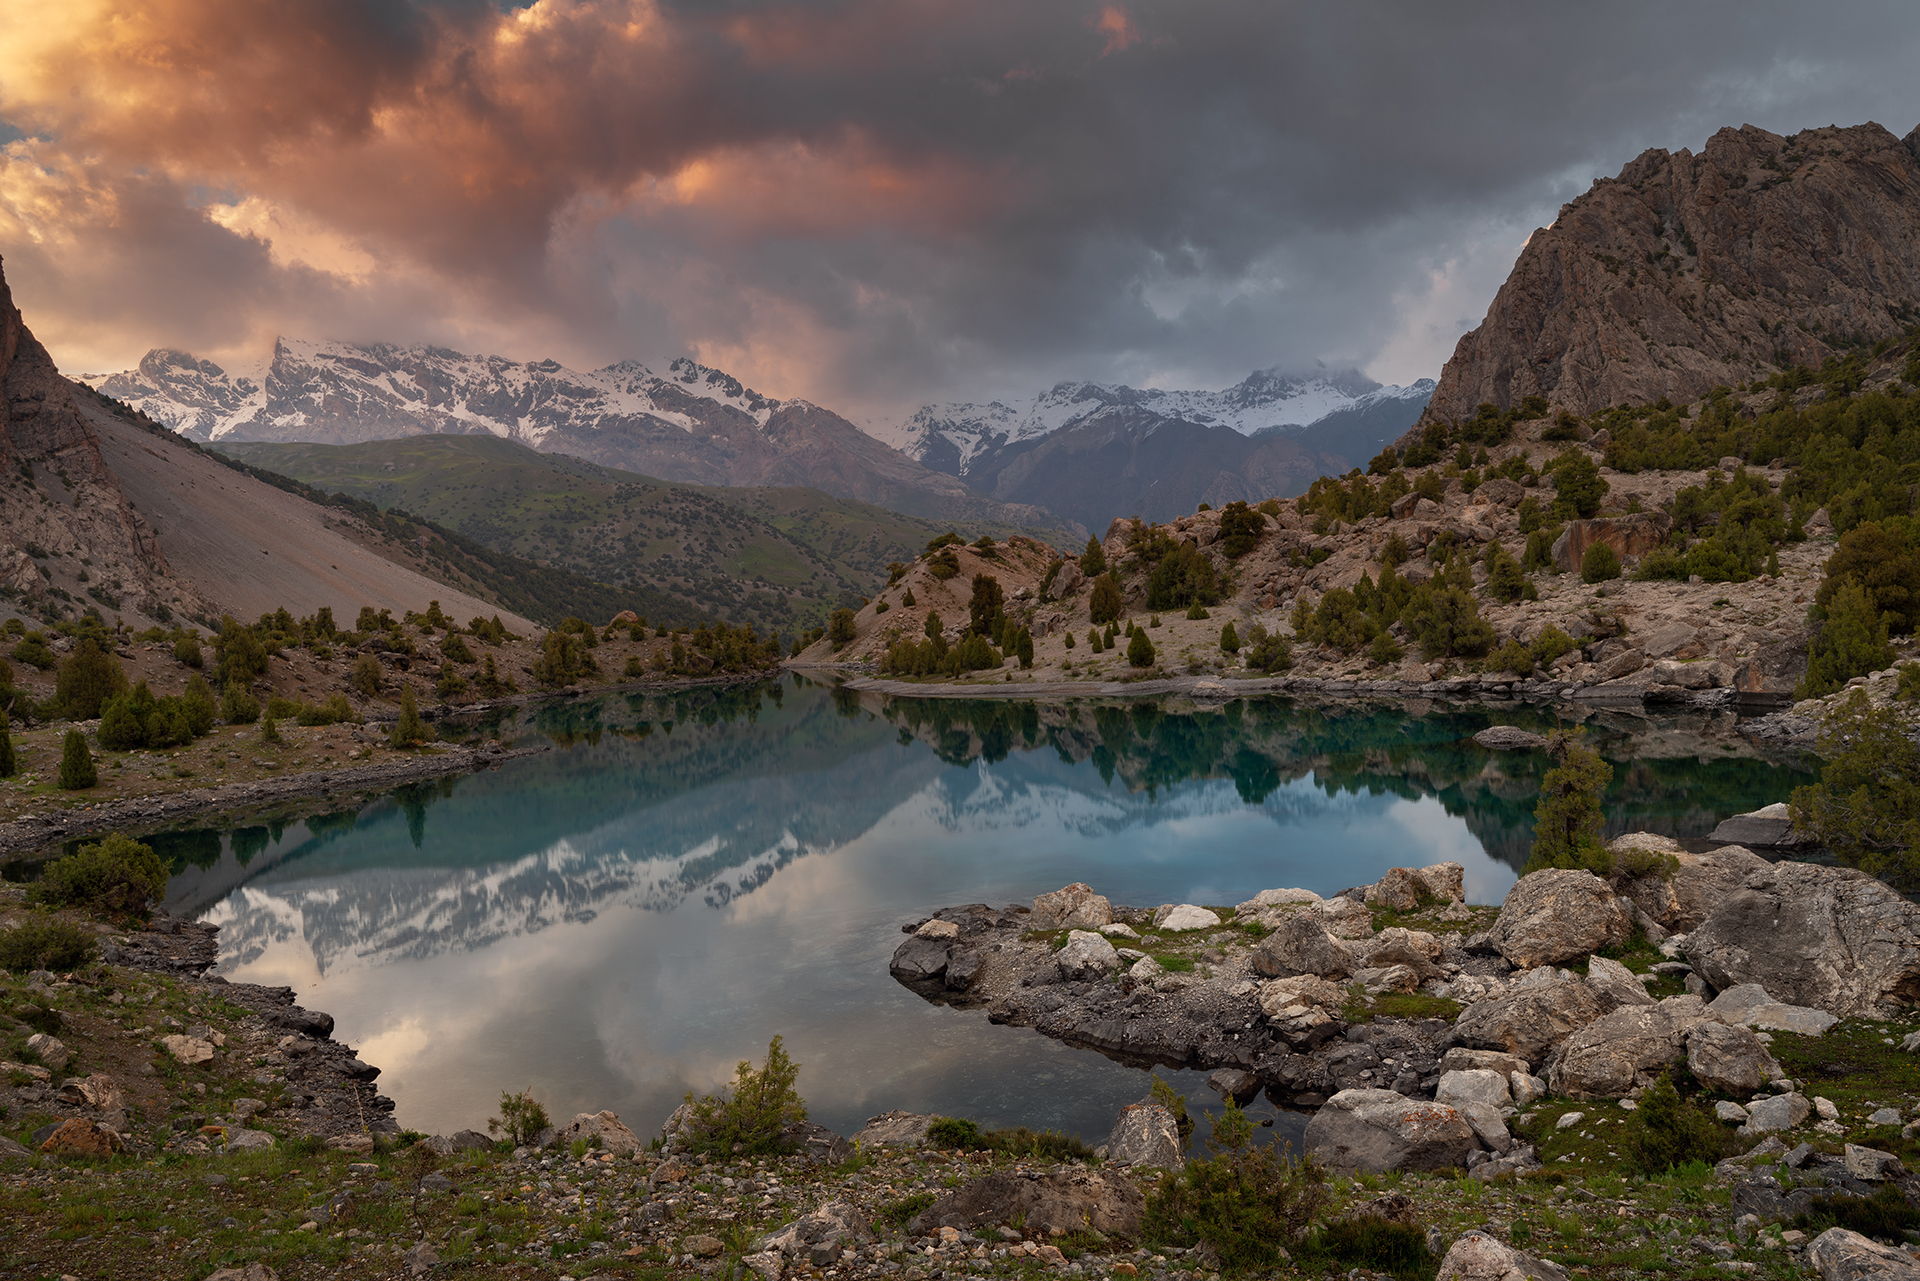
[891,834,1920,1179]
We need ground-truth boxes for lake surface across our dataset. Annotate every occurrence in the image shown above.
[153,680,1814,1151]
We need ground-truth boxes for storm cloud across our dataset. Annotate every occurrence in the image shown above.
[2,0,1916,423]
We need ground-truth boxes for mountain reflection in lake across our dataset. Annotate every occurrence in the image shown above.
[160,679,1813,1147]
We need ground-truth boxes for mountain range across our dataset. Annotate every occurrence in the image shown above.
[88,343,1432,536]
[884,369,1433,531]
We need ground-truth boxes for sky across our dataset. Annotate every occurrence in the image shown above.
[2,1,1918,428]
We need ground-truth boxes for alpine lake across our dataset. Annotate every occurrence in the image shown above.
[118,679,1818,1153]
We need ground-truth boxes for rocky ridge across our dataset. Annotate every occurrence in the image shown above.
[1422,121,1920,423]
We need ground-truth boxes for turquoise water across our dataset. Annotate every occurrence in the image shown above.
[154,679,1813,1147]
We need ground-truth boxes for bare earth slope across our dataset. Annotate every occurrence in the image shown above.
[78,398,532,630]
[1425,121,1920,422]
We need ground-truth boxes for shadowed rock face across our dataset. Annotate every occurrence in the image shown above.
[0,256,209,622]
[1421,121,1920,423]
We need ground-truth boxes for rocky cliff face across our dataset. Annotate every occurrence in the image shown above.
[1425,121,1920,422]
[0,258,207,624]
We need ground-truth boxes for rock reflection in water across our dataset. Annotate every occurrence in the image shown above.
[157,679,1811,1146]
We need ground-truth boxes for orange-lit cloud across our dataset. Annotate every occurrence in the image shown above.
[1092,6,1142,56]
[1,1,1916,421]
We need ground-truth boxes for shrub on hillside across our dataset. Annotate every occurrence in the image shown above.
[1143,1096,1327,1273]
[1621,1073,1736,1176]
[0,914,97,972]
[221,680,261,725]
[1581,542,1622,583]
[31,833,168,919]
[58,729,96,789]
[351,653,385,697]
[487,1088,552,1147]
[677,1036,808,1157]
[173,636,203,668]
[55,639,127,720]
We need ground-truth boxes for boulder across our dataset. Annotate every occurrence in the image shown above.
[1843,1145,1907,1182]
[1544,997,1711,1098]
[1708,803,1806,848]
[424,1130,492,1155]
[1365,928,1446,978]
[1616,839,1771,933]
[1056,930,1121,980]
[37,1118,123,1157]
[889,936,952,985]
[227,1129,277,1152]
[1418,862,1467,903]
[1685,1021,1783,1095]
[755,1200,873,1261]
[1105,1102,1182,1170]
[1806,1227,1920,1281]
[1457,1102,1512,1154]
[1474,725,1549,752]
[915,919,961,941]
[1303,1089,1482,1173]
[1435,1069,1512,1112]
[1741,1093,1811,1134]
[1367,867,1428,912]
[1207,1069,1261,1105]
[1550,513,1673,574]
[1684,862,1920,1018]
[1487,869,1633,969]
[1251,914,1358,980]
[1435,1231,1570,1281]
[63,1073,125,1112]
[1313,895,1377,939]
[1705,983,1840,1036]
[160,1033,216,1065]
[851,1111,939,1149]
[1452,968,1620,1064]
[1236,887,1321,915]
[1258,974,1347,1016]
[1030,884,1113,932]
[907,1169,1145,1238]
[559,1110,643,1156]
[778,1122,853,1165]
[25,1033,69,1071]
[1438,1048,1531,1078]
[1584,955,1654,1008]
[1156,905,1221,932]
[205,1268,282,1281]
[1045,560,1085,601]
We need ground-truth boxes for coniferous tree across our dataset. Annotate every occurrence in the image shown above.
[1526,731,1612,874]
[58,729,96,790]
[0,706,15,779]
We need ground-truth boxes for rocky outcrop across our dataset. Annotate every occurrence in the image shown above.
[1685,1020,1783,1095]
[1683,862,1920,1018]
[1251,913,1359,979]
[1806,1226,1920,1281]
[1486,869,1633,969]
[1542,996,1710,1098]
[1104,1102,1181,1170]
[1451,967,1621,1065]
[0,255,209,625]
[1612,835,1769,933]
[1550,514,1673,573]
[1303,1089,1481,1173]
[1420,121,1920,422]
[1029,884,1112,932]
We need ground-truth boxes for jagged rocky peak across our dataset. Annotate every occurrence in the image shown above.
[1424,119,1920,423]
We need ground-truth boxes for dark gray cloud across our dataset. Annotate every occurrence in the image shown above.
[2,0,1916,420]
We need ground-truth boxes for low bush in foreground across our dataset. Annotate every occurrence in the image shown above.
[0,913,99,972]
[676,1035,809,1157]
[30,832,169,920]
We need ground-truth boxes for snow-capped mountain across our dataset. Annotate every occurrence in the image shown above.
[880,367,1435,477]
[85,340,783,446]
[82,339,1062,532]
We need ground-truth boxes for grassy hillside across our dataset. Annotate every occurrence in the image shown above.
[213,435,1012,632]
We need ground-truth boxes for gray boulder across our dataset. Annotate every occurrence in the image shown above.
[1303,1089,1481,1173]
[558,1110,643,1156]
[1487,869,1633,969]
[1584,955,1654,1007]
[851,1111,939,1149]
[1105,1102,1182,1171]
[1544,997,1710,1099]
[1806,1227,1920,1281]
[755,1200,873,1263]
[1438,1048,1531,1078]
[1706,983,1840,1036]
[1434,1069,1511,1111]
[778,1121,853,1165]
[1683,862,1920,1019]
[889,936,952,984]
[1616,839,1770,933]
[1741,1093,1811,1134]
[1842,1145,1906,1182]
[1056,930,1121,980]
[1435,1231,1569,1281]
[1685,1021,1783,1096]
[1206,1069,1261,1105]
[1474,726,1548,752]
[1251,913,1358,980]
[1030,883,1113,931]
[1456,1101,1511,1154]
[1708,804,1809,848]
[907,1169,1145,1238]
[1452,968,1620,1064]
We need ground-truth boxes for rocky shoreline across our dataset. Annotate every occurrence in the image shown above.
[0,740,545,861]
